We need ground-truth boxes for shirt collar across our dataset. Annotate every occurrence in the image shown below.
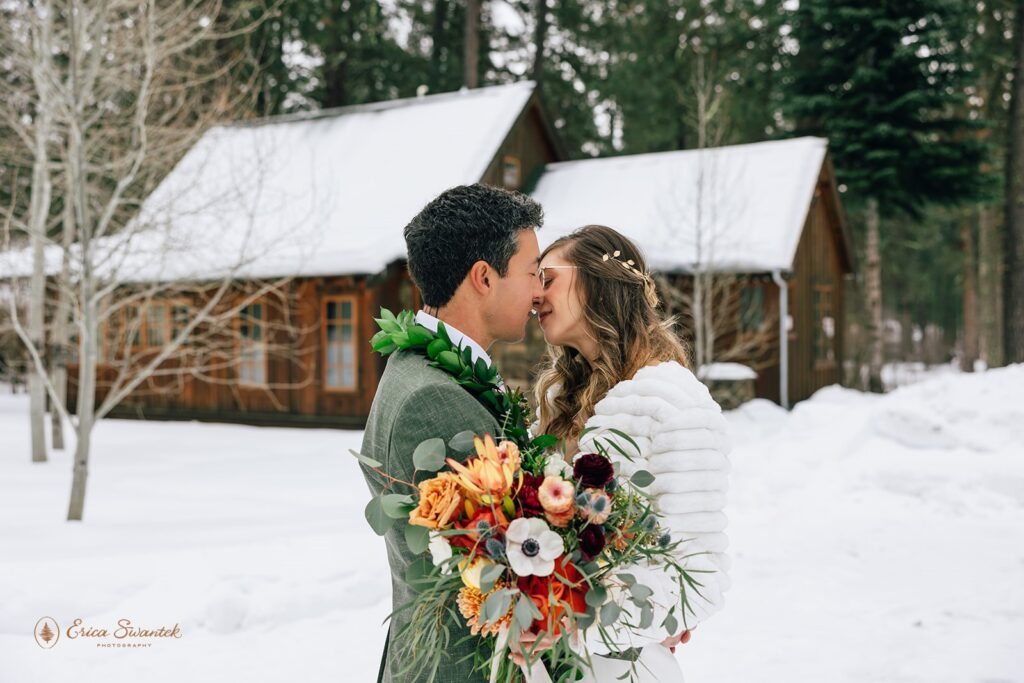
[414,310,493,368]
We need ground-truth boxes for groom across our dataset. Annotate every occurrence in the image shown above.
[360,183,544,683]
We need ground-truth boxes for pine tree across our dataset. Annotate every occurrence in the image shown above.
[784,0,989,391]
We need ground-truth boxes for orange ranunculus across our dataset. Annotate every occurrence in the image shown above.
[544,507,575,529]
[446,434,516,504]
[517,557,588,636]
[449,505,509,553]
[408,472,464,530]
[538,476,574,514]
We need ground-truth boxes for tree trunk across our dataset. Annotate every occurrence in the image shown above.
[532,0,547,86]
[27,80,52,464]
[1004,0,1024,363]
[900,306,914,360]
[67,305,94,521]
[978,204,1004,366]
[463,0,480,89]
[67,2,91,521]
[865,197,885,392]
[50,177,76,451]
[429,0,448,91]
[961,212,979,371]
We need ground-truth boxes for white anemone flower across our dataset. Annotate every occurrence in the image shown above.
[428,531,453,574]
[505,517,564,577]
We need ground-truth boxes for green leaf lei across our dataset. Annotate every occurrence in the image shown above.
[370,308,548,456]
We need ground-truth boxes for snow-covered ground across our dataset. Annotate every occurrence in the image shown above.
[1,366,1022,683]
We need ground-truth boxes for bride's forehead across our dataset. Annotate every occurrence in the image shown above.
[540,246,572,268]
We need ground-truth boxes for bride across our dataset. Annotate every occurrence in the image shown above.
[532,225,732,682]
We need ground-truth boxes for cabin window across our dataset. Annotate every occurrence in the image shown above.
[739,285,764,332]
[170,303,191,342]
[502,155,522,189]
[813,284,835,364]
[238,302,267,385]
[127,305,142,349]
[146,303,166,347]
[323,296,357,390]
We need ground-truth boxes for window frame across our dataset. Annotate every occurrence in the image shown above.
[501,154,522,189]
[235,299,268,387]
[321,295,359,393]
[813,283,836,367]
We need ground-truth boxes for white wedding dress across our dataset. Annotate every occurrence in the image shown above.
[539,361,732,683]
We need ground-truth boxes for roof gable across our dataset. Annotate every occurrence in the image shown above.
[531,137,832,273]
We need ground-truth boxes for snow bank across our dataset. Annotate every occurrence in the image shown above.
[1,365,1021,683]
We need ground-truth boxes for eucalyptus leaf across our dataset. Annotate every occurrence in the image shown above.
[629,584,654,602]
[617,573,636,586]
[599,601,621,626]
[513,595,535,630]
[412,438,447,471]
[630,470,656,488]
[365,497,395,536]
[405,557,436,593]
[662,612,679,635]
[585,584,608,608]
[381,493,415,519]
[639,604,654,629]
[482,588,512,625]
[479,563,505,594]
[348,448,382,469]
[448,430,477,453]
[405,522,430,554]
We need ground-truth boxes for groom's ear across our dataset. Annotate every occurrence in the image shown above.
[467,260,493,296]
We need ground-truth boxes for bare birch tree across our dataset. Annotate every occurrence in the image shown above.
[0,0,320,521]
[656,47,779,376]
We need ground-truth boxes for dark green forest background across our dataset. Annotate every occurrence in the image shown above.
[231,0,1021,378]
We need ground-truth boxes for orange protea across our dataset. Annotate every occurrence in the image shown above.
[457,581,513,637]
[486,439,521,472]
[446,434,516,504]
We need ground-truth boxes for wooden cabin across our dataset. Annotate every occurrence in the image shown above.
[524,137,855,407]
[61,82,565,427]
[2,83,853,426]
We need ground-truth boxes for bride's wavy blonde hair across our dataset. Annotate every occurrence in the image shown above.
[534,225,691,445]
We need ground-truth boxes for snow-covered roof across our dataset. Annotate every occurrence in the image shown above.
[532,137,830,273]
[0,81,537,282]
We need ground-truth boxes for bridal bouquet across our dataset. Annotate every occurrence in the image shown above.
[354,427,708,683]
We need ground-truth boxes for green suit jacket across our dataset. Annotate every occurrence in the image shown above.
[360,350,499,683]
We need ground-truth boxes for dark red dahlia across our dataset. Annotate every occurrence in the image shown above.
[516,472,546,517]
[578,524,607,561]
[573,453,615,489]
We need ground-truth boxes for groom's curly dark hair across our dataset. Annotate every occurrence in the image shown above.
[404,183,543,308]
